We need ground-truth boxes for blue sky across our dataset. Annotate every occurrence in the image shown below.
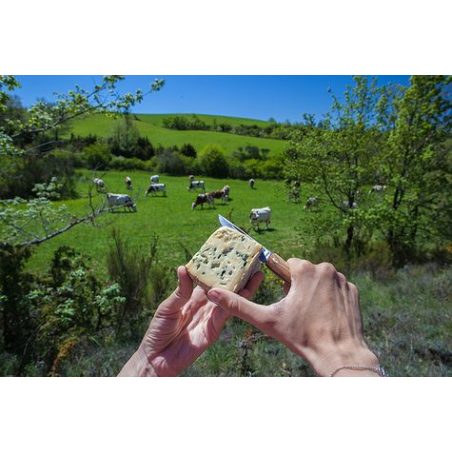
[14,75,410,123]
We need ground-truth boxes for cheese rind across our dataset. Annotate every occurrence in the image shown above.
[186,227,262,293]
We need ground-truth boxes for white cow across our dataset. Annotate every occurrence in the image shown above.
[106,193,137,212]
[368,185,386,194]
[93,178,105,192]
[125,176,132,190]
[222,185,230,201]
[250,206,271,230]
[145,183,166,197]
[150,175,160,183]
[188,179,205,191]
[303,196,318,211]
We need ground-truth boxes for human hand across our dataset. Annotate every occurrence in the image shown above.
[207,259,379,377]
[119,266,263,377]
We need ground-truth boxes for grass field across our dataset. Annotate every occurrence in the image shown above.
[29,170,312,274]
[20,170,452,377]
[68,113,289,156]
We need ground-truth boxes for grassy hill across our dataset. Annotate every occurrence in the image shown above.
[68,113,289,156]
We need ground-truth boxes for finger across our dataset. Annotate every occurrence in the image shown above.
[207,288,272,331]
[287,258,315,287]
[159,266,194,312]
[238,271,264,300]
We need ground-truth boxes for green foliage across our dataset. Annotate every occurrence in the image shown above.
[376,76,452,265]
[0,150,78,199]
[154,146,197,175]
[162,114,209,131]
[285,75,452,264]
[84,142,111,170]
[179,143,197,158]
[200,144,229,178]
[0,245,127,375]
[106,229,172,335]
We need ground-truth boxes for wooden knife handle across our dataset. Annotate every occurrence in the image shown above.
[266,253,291,285]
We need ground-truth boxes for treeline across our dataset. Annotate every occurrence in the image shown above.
[162,114,302,140]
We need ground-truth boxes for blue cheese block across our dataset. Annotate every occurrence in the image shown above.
[186,227,262,293]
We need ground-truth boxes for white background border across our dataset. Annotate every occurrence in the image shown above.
[1,1,450,450]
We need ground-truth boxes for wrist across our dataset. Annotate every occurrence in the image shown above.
[309,342,380,377]
[118,348,159,377]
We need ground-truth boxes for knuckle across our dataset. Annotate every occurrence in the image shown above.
[348,282,359,296]
[289,258,314,276]
[317,262,336,276]
[337,272,347,284]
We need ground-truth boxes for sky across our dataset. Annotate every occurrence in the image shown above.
[13,75,410,123]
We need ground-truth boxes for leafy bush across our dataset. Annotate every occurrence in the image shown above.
[106,229,173,335]
[0,150,78,199]
[200,144,229,178]
[109,156,147,171]
[0,245,125,376]
[84,143,111,170]
[162,115,209,131]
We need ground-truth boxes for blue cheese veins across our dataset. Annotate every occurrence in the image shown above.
[186,227,262,293]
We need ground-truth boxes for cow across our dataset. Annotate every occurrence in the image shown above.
[368,185,386,195]
[207,189,228,204]
[249,178,255,189]
[188,175,206,191]
[106,193,137,212]
[222,185,230,200]
[150,175,160,184]
[303,196,318,211]
[125,176,133,190]
[192,193,213,210]
[250,207,271,230]
[145,183,166,197]
[93,178,105,192]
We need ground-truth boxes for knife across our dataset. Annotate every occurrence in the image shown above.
[218,214,291,285]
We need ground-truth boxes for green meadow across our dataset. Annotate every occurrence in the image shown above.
[29,170,313,274]
[69,113,289,156]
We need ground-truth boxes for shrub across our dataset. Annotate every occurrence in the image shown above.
[200,144,229,178]
[109,156,147,171]
[84,143,111,170]
[0,149,78,199]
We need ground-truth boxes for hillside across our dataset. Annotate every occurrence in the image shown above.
[68,113,289,156]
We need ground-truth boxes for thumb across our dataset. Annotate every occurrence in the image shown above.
[159,266,194,313]
[207,288,271,331]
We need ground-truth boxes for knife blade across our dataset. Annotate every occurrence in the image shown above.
[218,214,291,285]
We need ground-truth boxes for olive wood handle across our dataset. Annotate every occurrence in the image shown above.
[265,253,291,285]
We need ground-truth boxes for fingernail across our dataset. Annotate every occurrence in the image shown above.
[208,290,220,303]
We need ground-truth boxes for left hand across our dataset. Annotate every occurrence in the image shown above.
[119,266,263,377]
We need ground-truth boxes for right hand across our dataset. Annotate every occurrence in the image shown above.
[207,258,379,376]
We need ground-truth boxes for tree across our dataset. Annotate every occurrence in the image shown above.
[376,75,452,264]
[200,144,229,178]
[84,142,111,170]
[286,76,384,255]
[0,75,164,247]
[180,143,197,158]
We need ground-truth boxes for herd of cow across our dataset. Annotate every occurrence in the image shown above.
[92,175,272,230]
[92,175,387,230]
